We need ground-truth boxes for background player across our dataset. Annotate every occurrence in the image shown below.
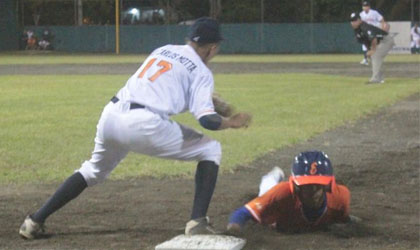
[411,23,420,54]
[359,1,389,66]
[350,12,394,84]
[226,151,358,234]
[19,17,252,239]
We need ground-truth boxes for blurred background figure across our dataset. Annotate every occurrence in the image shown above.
[38,28,54,50]
[25,30,38,50]
[411,23,420,54]
[359,1,389,66]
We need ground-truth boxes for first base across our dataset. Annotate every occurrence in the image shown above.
[155,235,246,250]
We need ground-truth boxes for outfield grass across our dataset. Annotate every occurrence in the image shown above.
[0,53,418,65]
[0,73,418,184]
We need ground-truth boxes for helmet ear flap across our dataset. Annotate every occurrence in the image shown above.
[325,182,332,193]
[293,182,300,193]
[289,176,297,194]
[326,176,337,193]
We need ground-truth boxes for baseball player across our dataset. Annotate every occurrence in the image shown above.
[359,1,389,66]
[19,17,252,240]
[350,12,394,84]
[226,151,358,234]
[411,23,420,54]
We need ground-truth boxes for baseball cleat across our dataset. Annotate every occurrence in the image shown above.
[268,166,285,183]
[185,216,220,235]
[360,59,369,65]
[349,215,363,223]
[19,215,45,240]
[366,80,384,84]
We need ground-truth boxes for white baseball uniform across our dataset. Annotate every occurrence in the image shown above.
[360,9,384,51]
[78,44,222,186]
[411,26,420,48]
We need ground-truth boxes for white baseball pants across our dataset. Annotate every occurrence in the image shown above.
[78,100,222,186]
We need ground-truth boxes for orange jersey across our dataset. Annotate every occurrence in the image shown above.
[245,182,350,232]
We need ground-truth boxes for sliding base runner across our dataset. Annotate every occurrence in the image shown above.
[155,235,246,250]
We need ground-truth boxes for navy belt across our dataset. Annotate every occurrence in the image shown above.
[110,96,145,110]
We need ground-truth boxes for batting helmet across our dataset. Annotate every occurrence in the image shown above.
[289,151,335,187]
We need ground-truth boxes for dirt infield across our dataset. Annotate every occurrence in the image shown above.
[0,61,419,250]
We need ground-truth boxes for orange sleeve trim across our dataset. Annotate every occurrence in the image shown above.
[245,204,261,223]
[198,109,215,115]
[196,109,216,119]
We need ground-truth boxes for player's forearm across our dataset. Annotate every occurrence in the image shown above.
[381,20,390,32]
[199,112,252,130]
[228,206,253,228]
[198,114,234,130]
[199,113,222,130]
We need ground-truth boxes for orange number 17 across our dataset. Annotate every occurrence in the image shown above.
[138,58,172,82]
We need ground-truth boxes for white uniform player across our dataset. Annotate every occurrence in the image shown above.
[359,9,383,28]
[19,17,252,240]
[79,44,222,186]
[411,23,420,54]
[359,1,388,65]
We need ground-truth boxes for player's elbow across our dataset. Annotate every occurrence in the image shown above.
[199,114,222,130]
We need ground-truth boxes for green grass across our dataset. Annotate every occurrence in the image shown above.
[0,74,418,184]
[0,53,418,64]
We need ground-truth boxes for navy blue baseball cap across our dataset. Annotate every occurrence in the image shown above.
[362,1,370,6]
[188,17,223,44]
[290,151,334,186]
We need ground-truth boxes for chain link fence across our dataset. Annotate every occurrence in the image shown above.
[2,0,419,52]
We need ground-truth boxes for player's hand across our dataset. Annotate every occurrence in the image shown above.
[383,23,390,32]
[227,112,252,129]
[225,223,242,236]
[367,50,375,57]
[348,215,362,224]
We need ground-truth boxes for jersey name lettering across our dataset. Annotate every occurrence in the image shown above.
[158,49,197,73]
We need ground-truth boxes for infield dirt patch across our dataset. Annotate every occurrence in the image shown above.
[1,61,419,79]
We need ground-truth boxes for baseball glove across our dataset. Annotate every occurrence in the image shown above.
[212,93,234,117]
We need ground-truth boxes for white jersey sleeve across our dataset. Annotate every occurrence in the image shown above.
[188,72,216,120]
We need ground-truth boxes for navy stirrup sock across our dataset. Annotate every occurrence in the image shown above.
[191,161,219,220]
[31,172,87,223]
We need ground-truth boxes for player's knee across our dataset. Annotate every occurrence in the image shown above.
[77,161,111,187]
[200,140,222,165]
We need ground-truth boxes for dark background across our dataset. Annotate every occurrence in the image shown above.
[17,0,420,26]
